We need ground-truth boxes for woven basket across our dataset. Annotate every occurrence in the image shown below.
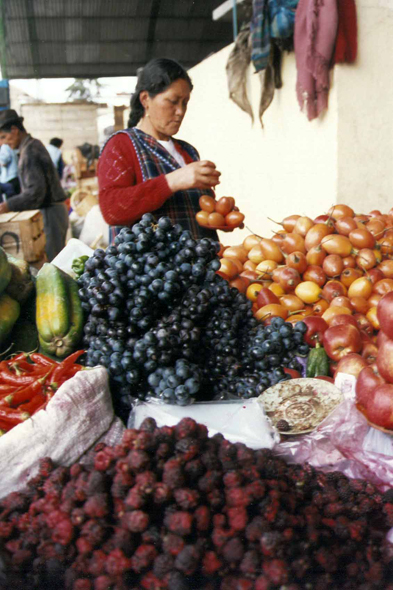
[70,189,98,217]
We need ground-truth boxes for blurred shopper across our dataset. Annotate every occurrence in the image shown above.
[0,136,20,201]
[98,58,221,242]
[0,110,69,261]
[47,137,65,179]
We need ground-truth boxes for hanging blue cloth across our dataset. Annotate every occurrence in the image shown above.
[251,0,299,73]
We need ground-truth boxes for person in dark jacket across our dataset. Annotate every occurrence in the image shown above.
[0,110,69,261]
[47,137,65,180]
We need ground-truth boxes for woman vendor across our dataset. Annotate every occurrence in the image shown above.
[97,58,221,242]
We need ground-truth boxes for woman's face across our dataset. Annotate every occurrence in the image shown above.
[140,78,191,140]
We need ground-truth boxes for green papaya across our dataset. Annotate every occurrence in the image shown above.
[36,263,83,358]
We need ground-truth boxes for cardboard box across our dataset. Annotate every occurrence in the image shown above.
[0,210,46,262]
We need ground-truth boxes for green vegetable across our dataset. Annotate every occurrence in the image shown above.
[36,263,83,358]
[306,342,330,378]
[72,255,89,278]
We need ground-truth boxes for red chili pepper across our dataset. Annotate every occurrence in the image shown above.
[0,407,30,421]
[29,353,57,367]
[0,372,37,386]
[9,353,28,363]
[0,384,19,394]
[63,350,85,365]
[4,372,51,407]
[11,360,35,373]
[61,364,83,381]
[51,350,85,389]
[19,393,47,415]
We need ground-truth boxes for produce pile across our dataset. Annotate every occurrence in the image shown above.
[0,351,83,434]
[219,204,393,326]
[77,214,310,419]
[217,204,393,427]
[0,248,35,351]
[2,417,393,590]
[195,195,245,231]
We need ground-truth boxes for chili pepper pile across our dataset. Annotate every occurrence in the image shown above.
[0,350,84,434]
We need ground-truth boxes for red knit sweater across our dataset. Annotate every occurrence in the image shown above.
[97,133,194,226]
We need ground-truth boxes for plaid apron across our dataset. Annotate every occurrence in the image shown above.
[106,128,218,243]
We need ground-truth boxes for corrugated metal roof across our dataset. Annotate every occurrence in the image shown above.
[0,0,233,79]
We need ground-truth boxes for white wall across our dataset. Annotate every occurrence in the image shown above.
[179,1,393,245]
[336,0,393,213]
[20,103,101,150]
[180,45,338,245]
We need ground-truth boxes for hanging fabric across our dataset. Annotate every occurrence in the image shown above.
[294,0,339,121]
[226,24,254,123]
[334,0,358,64]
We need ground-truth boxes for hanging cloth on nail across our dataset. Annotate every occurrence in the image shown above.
[294,0,339,121]
[250,0,299,73]
[333,0,358,64]
[250,0,299,124]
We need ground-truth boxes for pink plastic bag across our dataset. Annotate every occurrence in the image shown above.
[274,398,393,491]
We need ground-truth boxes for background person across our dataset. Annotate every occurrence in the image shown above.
[97,58,221,242]
[0,110,69,261]
[0,136,20,201]
[47,137,65,180]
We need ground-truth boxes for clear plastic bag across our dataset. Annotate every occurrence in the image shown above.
[274,398,393,491]
[129,398,279,450]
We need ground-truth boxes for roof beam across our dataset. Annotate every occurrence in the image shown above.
[146,0,161,63]
[25,0,41,77]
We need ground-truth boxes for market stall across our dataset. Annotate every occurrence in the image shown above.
[1,204,393,588]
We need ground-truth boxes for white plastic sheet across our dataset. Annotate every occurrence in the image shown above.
[51,237,93,277]
[0,367,125,499]
[129,397,279,450]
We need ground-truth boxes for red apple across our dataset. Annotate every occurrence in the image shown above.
[376,336,393,382]
[356,364,386,412]
[365,383,393,429]
[323,324,362,361]
[336,353,368,378]
[361,341,379,365]
[329,314,359,329]
[377,329,390,349]
[377,291,393,339]
[302,316,329,347]
[329,361,338,377]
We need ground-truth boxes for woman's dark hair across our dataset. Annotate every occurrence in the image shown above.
[0,120,26,133]
[128,58,193,128]
[50,137,63,148]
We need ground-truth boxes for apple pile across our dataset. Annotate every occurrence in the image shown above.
[355,292,393,430]
[196,195,245,230]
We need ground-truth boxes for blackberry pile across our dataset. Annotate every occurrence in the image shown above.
[78,214,309,418]
[1,417,393,590]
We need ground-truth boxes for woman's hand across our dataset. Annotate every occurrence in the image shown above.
[166,160,221,193]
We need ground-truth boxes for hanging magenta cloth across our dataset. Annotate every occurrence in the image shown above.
[334,0,357,64]
[294,0,338,121]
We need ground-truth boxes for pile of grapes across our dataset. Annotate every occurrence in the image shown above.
[78,214,309,419]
